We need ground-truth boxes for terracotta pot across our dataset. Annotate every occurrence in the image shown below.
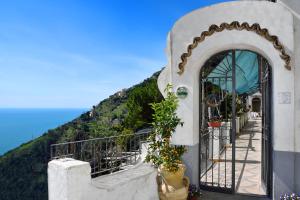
[159,175,190,200]
[160,164,186,189]
[208,121,222,127]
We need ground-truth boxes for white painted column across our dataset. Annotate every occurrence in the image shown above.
[224,122,231,145]
[48,158,91,200]
[209,127,220,160]
[236,117,240,134]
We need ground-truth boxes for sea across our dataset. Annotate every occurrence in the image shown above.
[0,108,87,156]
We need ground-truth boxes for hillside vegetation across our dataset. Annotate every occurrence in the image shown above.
[0,71,163,200]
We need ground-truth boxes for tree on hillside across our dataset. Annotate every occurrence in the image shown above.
[125,78,163,130]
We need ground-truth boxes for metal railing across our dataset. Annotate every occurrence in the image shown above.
[50,129,151,177]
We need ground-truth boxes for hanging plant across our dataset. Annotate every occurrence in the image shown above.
[205,94,220,107]
[208,116,222,128]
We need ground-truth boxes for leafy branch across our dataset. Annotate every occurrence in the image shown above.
[145,84,186,172]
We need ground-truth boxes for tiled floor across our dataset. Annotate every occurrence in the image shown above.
[234,119,265,195]
[201,118,267,196]
[200,191,270,200]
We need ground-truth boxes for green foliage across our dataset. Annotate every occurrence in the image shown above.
[220,94,232,120]
[145,84,186,173]
[125,77,163,130]
[220,94,246,120]
[0,70,163,200]
[88,120,117,138]
[236,95,244,115]
[116,128,134,151]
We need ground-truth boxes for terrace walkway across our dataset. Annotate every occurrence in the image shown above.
[201,191,270,200]
[235,118,265,195]
[202,118,269,199]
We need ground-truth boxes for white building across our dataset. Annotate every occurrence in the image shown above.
[157,0,300,198]
[48,0,300,199]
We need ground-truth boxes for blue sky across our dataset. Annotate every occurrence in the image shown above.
[0,0,229,108]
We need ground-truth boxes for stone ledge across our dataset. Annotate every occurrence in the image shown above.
[91,163,156,191]
[49,158,91,170]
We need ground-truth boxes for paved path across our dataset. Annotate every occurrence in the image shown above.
[201,118,267,198]
[200,191,270,200]
[234,119,265,195]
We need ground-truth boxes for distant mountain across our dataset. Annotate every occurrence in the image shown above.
[0,70,163,200]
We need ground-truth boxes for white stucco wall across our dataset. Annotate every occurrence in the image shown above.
[278,0,300,192]
[88,163,158,200]
[278,0,300,153]
[48,158,91,200]
[48,143,159,200]
[158,1,295,152]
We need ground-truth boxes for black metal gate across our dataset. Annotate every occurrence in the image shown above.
[260,56,272,196]
[199,50,236,193]
[199,50,272,195]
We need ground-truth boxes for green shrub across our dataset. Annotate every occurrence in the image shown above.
[145,84,186,172]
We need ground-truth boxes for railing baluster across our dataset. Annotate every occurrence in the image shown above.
[92,140,95,175]
[218,127,221,187]
[225,126,227,188]
[212,128,214,186]
[129,136,132,165]
[99,141,102,175]
[134,136,137,163]
[50,130,151,177]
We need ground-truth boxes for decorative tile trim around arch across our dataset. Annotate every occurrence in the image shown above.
[177,21,292,75]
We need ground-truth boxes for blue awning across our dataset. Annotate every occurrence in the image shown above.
[207,50,259,95]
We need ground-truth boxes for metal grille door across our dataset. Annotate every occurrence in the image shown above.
[199,50,236,193]
[199,50,272,195]
[260,58,272,195]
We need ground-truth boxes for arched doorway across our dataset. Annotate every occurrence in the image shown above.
[199,49,272,196]
[252,97,261,113]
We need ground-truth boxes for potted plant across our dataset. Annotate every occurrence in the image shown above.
[188,184,200,200]
[208,116,222,128]
[145,84,186,189]
[280,193,300,200]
